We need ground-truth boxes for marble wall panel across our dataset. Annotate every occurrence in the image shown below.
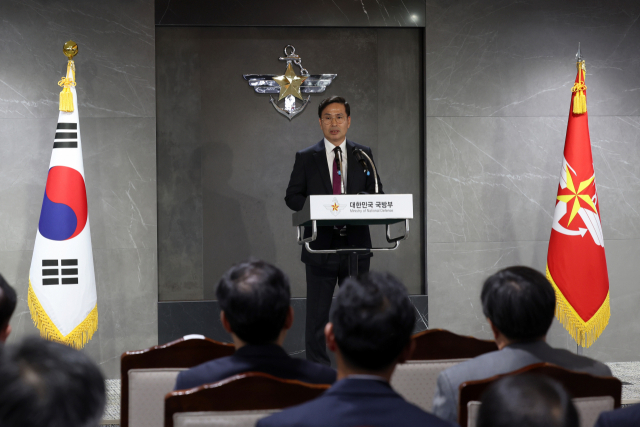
[156,0,426,27]
[427,116,640,244]
[426,0,640,117]
[0,247,158,379]
[0,0,157,379]
[373,28,424,292]
[427,238,640,359]
[0,0,155,119]
[199,27,379,298]
[156,28,203,301]
[585,239,640,362]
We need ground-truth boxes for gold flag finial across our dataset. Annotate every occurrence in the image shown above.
[58,40,77,112]
[63,40,78,60]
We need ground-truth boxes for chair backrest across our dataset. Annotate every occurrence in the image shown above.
[164,372,331,427]
[410,329,498,360]
[173,410,279,427]
[391,359,470,411]
[121,335,235,427]
[458,363,622,426]
[466,396,614,427]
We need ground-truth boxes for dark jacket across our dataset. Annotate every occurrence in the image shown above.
[285,139,382,266]
[595,404,640,427]
[257,378,455,427]
[174,344,336,390]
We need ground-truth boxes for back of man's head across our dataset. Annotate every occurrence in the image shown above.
[481,266,556,341]
[330,271,415,371]
[216,259,291,345]
[0,336,105,427]
[0,274,17,341]
[478,375,579,427]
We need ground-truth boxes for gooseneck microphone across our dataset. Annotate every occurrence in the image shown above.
[352,147,370,176]
[352,147,379,194]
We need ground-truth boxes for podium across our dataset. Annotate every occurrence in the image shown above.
[292,194,413,276]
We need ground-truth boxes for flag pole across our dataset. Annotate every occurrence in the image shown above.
[576,42,585,359]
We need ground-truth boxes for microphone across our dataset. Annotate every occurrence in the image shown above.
[352,148,370,176]
[353,148,380,194]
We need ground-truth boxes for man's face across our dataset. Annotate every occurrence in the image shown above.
[319,103,351,146]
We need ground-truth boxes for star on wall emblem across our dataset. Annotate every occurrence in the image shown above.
[243,45,337,120]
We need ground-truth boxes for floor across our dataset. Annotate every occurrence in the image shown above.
[100,362,640,425]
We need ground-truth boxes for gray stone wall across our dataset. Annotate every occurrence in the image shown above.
[157,27,424,300]
[0,0,157,378]
[427,0,640,361]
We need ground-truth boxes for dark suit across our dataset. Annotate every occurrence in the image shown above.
[173,344,336,390]
[285,139,382,364]
[595,404,640,427]
[431,340,613,423]
[257,378,455,427]
[285,139,382,265]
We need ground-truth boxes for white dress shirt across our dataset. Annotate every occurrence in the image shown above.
[324,137,347,192]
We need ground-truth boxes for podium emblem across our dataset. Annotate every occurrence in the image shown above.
[243,45,337,120]
[324,197,346,216]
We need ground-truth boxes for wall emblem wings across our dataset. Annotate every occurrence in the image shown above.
[243,45,337,120]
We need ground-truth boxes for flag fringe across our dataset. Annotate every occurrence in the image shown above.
[27,280,98,349]
[546,265,609,348]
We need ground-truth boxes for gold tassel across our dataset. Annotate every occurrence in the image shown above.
[28,279,98,349]
[571,60,587,115]
[546,265,609,348]
[58,60,76,112]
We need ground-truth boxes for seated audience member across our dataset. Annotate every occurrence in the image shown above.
[0,336,105,427]
[0,274,17,342]
[477,375,579,427]
[258,272,455,427]
[174,260,336,390]
[595,403,640,427]
[432,266,611,423]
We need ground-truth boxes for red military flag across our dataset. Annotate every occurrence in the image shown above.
[546,50,610,348]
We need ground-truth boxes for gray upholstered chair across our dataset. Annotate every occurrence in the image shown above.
[466,396,614,427]
[458,363,622,426]
[172,410,279,427]
[164,372,330,427]
[121,334,235,427]
[391,359,470,411]
[391,328,498,411]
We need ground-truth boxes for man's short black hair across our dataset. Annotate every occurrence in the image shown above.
[330,271,415,371]
[318,96,350,117]
[0,336,106,427]
[0,274,17,330]
[216,259,291,345]
[478,375,578,427]
[480,266,556,342]
[481,266,556,341]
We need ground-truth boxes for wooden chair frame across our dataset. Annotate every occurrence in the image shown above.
[457,362,623,426]
[409,329,498,360]
[164,372,330,427]
[120,335,235,427]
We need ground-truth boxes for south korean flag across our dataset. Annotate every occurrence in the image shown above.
[28,60,98,349]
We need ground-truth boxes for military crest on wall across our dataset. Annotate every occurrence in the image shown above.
[243,45,337,120]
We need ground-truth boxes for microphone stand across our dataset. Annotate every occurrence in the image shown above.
[357,150,379,194]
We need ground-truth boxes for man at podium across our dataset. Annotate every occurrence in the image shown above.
[285,96,382,365]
